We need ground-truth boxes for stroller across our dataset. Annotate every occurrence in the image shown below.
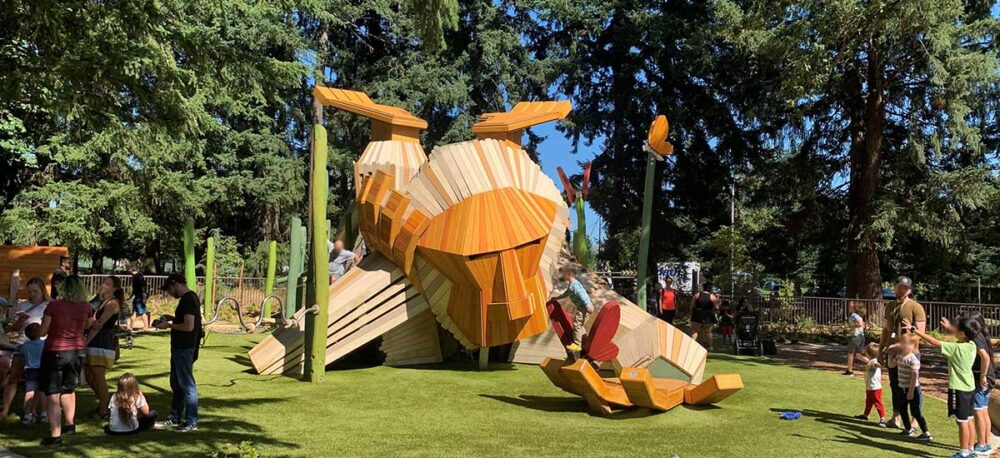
[734,314,761,356]
[115,298,135,350]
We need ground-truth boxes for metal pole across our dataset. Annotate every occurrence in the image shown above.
[730,181,735,295]
[636,150,657,308]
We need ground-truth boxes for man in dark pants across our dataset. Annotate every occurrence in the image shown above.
[878,276,926,430]
[153,274,202,432]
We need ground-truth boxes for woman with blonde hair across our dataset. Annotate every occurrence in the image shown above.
[37,274,91,447]
[105,372,156,435]
[0,277,51,421]
[84,276,123,421]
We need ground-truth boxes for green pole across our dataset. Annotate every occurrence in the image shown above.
[285,217,305,319]
[636,151,657,309]
[183,218,197,293]
[264,240,277,318]
[573,198,590,267]
[304,124,330,383]
[204,236,216,317]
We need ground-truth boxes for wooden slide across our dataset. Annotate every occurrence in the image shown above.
[248,253,437,375]
[1,245,68,300]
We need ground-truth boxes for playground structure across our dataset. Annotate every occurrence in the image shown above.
[247,87,742,414]
[0,245,68,301]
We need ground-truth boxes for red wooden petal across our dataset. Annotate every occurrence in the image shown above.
[556,166,576,203]
[583,300,621,363]
[581,162,592,199]
[546,298,575,347]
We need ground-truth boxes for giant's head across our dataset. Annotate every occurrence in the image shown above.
[315,87,571,348]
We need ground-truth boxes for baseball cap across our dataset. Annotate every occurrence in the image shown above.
[160,273,187,291]
[895,276,913,288]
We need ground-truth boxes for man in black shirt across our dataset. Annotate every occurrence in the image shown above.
[153,273,202,432]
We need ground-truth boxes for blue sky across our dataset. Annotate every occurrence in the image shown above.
[531,124,607,243]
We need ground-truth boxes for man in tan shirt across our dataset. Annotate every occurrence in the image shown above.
[878,276,927,430]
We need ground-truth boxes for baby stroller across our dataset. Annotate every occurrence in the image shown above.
[115,299,135,350]
[734,314,760,356]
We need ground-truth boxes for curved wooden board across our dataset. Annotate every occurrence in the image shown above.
[583,300,620,363]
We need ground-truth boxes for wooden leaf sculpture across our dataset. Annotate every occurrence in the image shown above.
[581,162,592,200]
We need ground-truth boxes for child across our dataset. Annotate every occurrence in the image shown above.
[890,335,931,440]
[18,323,45,425]
[943,314,995,456]
[853,342,887,426]
[906,317,977,458]
[553,266,593,352]
[719,301,736,342]
[105,372,157,435]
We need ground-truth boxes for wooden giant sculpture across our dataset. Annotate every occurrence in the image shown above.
[249,88,570,373]
[249,89,743,417]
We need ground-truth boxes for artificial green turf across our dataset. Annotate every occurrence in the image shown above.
[2,332,965,457]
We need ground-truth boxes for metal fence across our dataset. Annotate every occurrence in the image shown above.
[79,274,287,309]
[718,294,1000,337]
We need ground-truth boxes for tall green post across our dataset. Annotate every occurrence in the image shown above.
[304,124,330,383]
[636,150,656,309]
[264,240,277,318]
[285,217,305,319]
[183,218,197,292]
[204,236,216,317]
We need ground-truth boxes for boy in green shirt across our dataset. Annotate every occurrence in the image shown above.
[906,316,978,458]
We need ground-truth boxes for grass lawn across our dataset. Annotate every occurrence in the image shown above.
[2,332,965,457]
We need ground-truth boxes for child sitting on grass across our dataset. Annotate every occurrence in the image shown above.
[905,317,977,458]
[890,335,931,441]
[853,343,887,426]
[18,323,45,425]
[105,372,157,435]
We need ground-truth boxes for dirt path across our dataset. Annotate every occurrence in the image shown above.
[770,342,952,401]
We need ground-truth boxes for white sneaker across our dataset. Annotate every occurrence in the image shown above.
[39,412,48,422]
[21,413,34,425]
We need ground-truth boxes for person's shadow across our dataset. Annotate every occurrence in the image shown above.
[769,407,952,457]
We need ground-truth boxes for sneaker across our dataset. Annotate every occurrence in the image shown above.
[950,452,973,458]
[175,423,198,433]
[842,370,854,376]
[566,344,582,352]
[974,443,992,455]
[884,420,899,429]
[40,436,62,447]
[917,432,933,442]
[62,424,76,435]
[21,413,34,425]
[155,418,180,430]
[878,421,888,427]
[39,412,48,423]
[852,414,867,420]
[899,428,914,436]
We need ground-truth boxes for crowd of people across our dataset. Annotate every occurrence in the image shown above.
[0,258,203,447]
[844,276,996,458]
[653,279,757,352]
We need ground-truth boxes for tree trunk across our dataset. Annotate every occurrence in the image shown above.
[845,46,884,300]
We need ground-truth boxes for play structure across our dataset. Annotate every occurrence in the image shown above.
[539,298,742,414]
[248,87,741,413]
[0,245,68,300]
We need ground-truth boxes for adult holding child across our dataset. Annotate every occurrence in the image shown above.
[0,277,50,420]
[878,276,926,431]
[153,273,202,432]
[37,275,91,447]
[83,276,123,421]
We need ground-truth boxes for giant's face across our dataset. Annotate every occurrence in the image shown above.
[415,188,557,346]
[355,138,569,349]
